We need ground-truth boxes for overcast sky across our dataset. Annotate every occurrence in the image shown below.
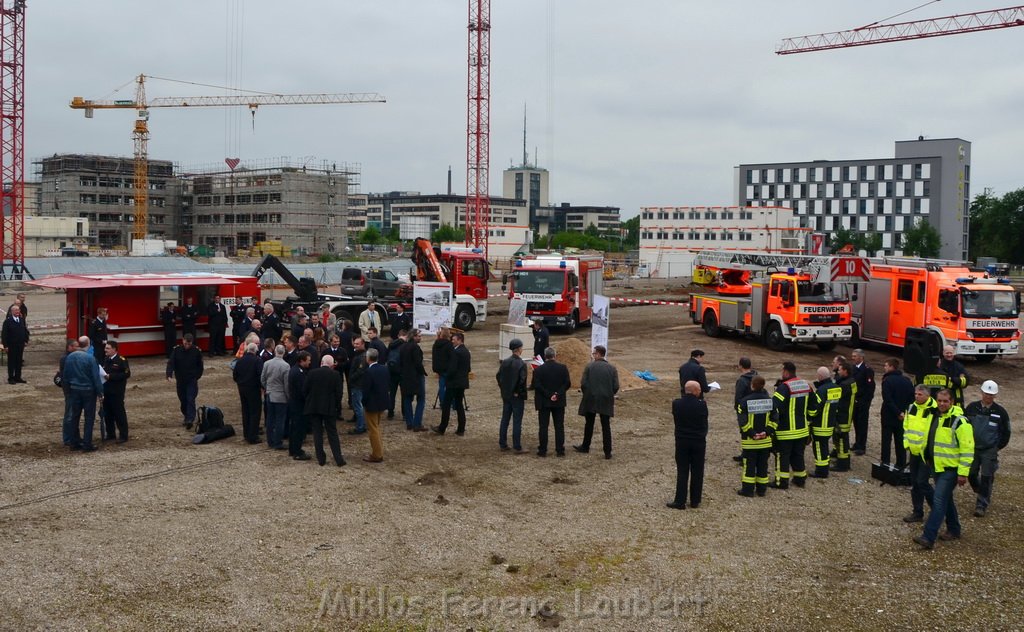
[26,1,1024,219]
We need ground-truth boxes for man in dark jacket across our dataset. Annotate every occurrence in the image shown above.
[64,337,104,451]
[531,346,571,457]
[390,303,413,341]
[88,307,109,363]
[431,327,453,408]
[180,296,199,342]
[2,304,29,384]
[575,345,619,459]
[732,357,757,463]
[851,348,876,455]
[206,295,229,356]
[964,380,1011,517]
[348,337,369,433]
[496,338,528,452]
[361,349,390,462]
[668,380,709,509]
[304,355,346,467]
[166,334,204,428]
[433,332,471,436]
[386,331,407,420]
[233,342,263,444]
[287,351,313,460]
[160,302,177,358]
[737,375,774,497]
[880,357,915,469]
[102,340,131,443]
[678,349,709,397]
[530,318,549,360]
[260,303,282,346]
[399,329,428,431]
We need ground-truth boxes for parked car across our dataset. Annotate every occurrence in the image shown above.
[340,267,410,298]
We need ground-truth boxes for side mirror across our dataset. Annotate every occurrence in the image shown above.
[501,273,508,292]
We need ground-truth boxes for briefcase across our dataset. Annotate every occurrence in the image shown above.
[871,462,911,486]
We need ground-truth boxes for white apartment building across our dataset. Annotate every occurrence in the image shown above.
[638,206,806,278]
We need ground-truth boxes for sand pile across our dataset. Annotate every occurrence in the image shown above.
[553,337,648,392]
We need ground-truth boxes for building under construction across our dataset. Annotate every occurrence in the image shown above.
[36,154,181,249]
[181,158,356,256]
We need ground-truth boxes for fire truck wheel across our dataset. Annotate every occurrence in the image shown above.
[702,311,721,338]
[765,322,787,351]
[565,310,578,333]
[816,341,837,352]
[454,305,475,331]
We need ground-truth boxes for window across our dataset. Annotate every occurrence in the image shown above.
[703,210,717,220]
[739,210,752,220]
[917,281,926,304]
[721,210,734,220]
[704,232,717,240]
[897,279,914,302]
[688,231,700,240]
[688,211,700,220]
[722,231,734,241]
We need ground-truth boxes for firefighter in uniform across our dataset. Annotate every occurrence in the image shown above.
[771,361,814,489]
[902,384,937,523]
[102,340,131,443]
[832,360,857,472]
[913,388,974,549]
[737,375,774,497]
[937,345,969,407]
[808,366,836,478]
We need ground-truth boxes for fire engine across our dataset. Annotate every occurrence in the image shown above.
[503,254,605,332]
[689,251,861,351]
[410,237,490,330]
[847,257,1020,361]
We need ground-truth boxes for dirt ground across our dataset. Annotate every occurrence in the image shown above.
[1,280,1022,631]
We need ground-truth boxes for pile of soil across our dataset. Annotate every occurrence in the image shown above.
[554,337,648,391]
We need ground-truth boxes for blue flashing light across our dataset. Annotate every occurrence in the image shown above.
[955,277,976,284]
[997,277,1011,284]
[560,261,567,268]
[786,267,796,274]
[515,260,523,267]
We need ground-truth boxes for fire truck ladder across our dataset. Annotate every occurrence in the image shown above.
[693,250,834,272]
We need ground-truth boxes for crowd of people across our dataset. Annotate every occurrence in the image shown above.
[669,348,1011,549]
[6,290,1013,550]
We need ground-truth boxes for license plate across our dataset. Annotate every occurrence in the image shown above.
[986,344,1000,352]
[815,329,836,337]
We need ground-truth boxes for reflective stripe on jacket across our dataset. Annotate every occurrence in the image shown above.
[902,397,935,456]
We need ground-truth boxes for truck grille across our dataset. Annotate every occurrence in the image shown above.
[526,301,552,311]
[808,314,842,324]
[968,328,1018,340]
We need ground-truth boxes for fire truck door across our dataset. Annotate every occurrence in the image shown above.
[862,279,891,340]
[750,284,767,334]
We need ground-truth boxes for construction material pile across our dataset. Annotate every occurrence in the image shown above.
[553,337,649,392]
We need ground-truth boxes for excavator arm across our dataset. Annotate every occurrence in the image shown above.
[252,254,318,302]
[411,237,448,283]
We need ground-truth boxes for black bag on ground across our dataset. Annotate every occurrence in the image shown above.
[192,425,236,444]
[871,462,911,486]
[196,405,225,434]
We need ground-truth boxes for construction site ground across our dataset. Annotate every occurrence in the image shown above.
[1,278,1022,631]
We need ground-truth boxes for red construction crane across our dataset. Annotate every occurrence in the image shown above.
[466,0,490,257]
[0,0,27,280]
[778,5,1024,54]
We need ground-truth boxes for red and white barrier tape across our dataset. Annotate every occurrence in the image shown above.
[609,297,689,306]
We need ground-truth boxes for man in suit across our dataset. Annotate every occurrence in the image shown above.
[678,349,709,397]
[850,348,876,455]
[433,331,471,436]
[575,344,620,459]
[233,342,263,444]
[358,300,382,341]
[390,303,412,341]
[304,355,346,467]
[668,380,709,509]
[2,304,29,384]
[287,351,313,460]
[260,344,290,450]
[167,334,204,428]
[207,295,229,356]
[530,318,549,361]
[385,330,407,419]
[160,302,177,358]
[261,303,282,345]
[399,329,428,431]
[180,296,199,342]
[88,307,109,363]
[361,348,390,463]
[880,357,915,470]
[348,337,369,433]
[496,338,528,452]
[531,346,571,457]
[101,340,131,443]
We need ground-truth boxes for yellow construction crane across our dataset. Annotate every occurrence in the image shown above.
[70,74,386,241]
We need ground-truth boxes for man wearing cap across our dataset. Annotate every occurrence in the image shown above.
[678,349,709,398]
[530,318,549,361]
[496,338,528,452]
[963,380,1011,517]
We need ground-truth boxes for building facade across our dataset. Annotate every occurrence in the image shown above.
[182,160,354,256]
[502,165,549,232]
[734,138,971,260]
[638,206,806,278]
[24,215,89,256]
[36,154,181,249]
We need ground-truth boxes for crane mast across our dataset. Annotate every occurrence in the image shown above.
[70,74,386,243]
[0,0,27,279]
[466,0,491,257]
[778,5,1024,54]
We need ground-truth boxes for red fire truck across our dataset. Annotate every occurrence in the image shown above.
[503,254,605,332]
[410,238,490,330]
[28,272,261,357]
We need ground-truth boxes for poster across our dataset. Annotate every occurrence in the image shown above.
[591,294,609,356]
[507,298,530,325]
[412,281,454,335]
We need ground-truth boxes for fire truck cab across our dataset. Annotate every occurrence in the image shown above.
[849,258,1020,361]
[504,254,605,332]
[689,251,857,351]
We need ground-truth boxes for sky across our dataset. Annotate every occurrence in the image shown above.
[26,1,1024,220]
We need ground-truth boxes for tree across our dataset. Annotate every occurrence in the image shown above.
[385,226,400,242]
[828,227,880,254]
[969,188,1024,264]
[431,223,464,244]
[357,226,383,245]
[900,219,942,257]
[622,216,640,249]
[584,223,600,237]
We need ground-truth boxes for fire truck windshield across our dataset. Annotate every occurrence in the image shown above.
[514,270,565,294]
[796,281,836,304]
[961,289,1019,318]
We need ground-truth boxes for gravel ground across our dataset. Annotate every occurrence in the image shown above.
[0,284,1021,631]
